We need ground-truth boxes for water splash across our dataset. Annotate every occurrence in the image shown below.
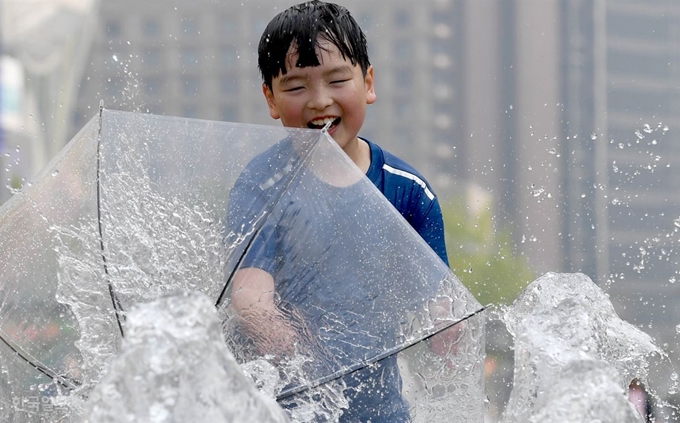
[81,291,289,422]
[500,272,678,422]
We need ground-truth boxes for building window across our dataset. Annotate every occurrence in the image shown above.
[144,48,162,66]
[394,41,412,60]
[105,77,123,94]
[253,18,268,36]
[181,47,199,66]
[607,50,672,80]
[433,129,452,146]
[220,47,237,66]
[221,105,238,122]
[220,77,238,95]
[181,18,200,36]
[432,68,451,85]
[395,10,410,28]
[72,112,86,130]
[431,38,451,55]
[395,68,413,89]
[143,18,160,37]
[607,11,669,42]
[431,10,452,25]
[395,102,412,120]
[219,17,236,38]
[182,76,200,96]
[105,20,121,37]
[143,76,162,96]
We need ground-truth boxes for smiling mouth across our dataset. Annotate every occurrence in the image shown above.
[308,117,340,130]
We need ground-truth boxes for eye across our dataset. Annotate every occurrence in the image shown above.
[330,79,350,85]
[284,86,304,92]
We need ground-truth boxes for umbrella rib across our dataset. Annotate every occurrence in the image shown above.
[0,330,81,391]
[215,135,320,308]
[96,106,126,338]
[275,304,491,401]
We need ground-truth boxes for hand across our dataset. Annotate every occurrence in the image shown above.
[430,323,463,357]
[427,296,464,370]
[240,306,300,359]
[232,268,300,359]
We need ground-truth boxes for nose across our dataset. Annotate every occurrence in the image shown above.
[306,84,333,111]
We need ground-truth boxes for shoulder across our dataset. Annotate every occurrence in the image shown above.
[236,138,298,191]
[365,139,436,202]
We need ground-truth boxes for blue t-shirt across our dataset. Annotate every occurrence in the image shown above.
[226,137,447,422]
[363,138,449,266]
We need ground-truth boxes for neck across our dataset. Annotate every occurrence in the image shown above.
[343,137,371,173]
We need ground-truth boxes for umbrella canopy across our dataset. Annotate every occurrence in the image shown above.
[0,109,485,422]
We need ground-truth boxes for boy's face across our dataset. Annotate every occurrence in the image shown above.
[262,39,376,151]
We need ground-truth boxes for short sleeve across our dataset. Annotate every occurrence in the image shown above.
[412,196,449,267]
[225,176,278,275]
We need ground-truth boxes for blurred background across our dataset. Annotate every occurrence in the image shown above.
[1,0,679,420]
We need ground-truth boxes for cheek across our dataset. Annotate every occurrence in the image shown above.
[277,98,307,125]
[336,86,361,107]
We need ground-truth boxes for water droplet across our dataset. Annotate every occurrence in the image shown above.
[51,170,59,177]
[112,55,118,62]
[590,133,597,140]
[674,218,680,228]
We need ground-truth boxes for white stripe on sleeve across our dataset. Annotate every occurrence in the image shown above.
[383,164,435,201]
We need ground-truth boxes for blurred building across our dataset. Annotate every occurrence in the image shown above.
[556,1,680,344]
[0,0,99,203]
[603,1,680,358]
[483,0,680,371]
[551,0,680,357]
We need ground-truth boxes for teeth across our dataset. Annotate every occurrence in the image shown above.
[310,117,337,126]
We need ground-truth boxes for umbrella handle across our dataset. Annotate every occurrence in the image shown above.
[275,304,492,401]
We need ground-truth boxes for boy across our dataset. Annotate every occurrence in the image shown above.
[228,1,450,421]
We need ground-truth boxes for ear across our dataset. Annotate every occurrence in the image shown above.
[364,66,377,105]
[262,83,281,120]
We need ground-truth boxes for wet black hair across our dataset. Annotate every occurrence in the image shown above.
[258,1,371,89]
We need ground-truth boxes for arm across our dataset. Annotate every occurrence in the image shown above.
[231,267,299,357]
[416,198,463,362]
[428,296,463,362]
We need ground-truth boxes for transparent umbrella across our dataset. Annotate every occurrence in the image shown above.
[0,109,486,422]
